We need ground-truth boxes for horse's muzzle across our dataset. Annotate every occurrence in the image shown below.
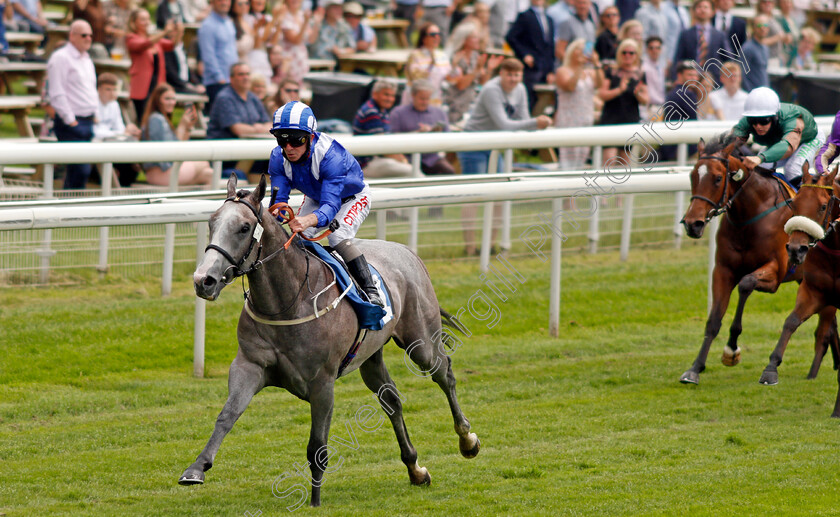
[194,272,221,301]
[683,219,706,239]
[786,242,810,266]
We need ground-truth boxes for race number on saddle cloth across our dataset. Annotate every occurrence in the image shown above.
[267,100,385,307]
[732,87,825,185]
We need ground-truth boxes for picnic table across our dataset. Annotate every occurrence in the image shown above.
[5,32,44,55]
[807,8,840,51]
[337,49,411,77]
[366,18,411,49]
[45,25,70,56]
[0,95,42,138]
[0,61,47,95]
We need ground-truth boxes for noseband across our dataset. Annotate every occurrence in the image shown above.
[793,184,838,248]
[205,194,282,283]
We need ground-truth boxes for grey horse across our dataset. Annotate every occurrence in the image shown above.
[179,175,480,507]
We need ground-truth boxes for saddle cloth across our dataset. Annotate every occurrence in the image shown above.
[773,172,798,197]
[301,240,393,331]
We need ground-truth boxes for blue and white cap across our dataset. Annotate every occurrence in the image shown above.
[272,101,318,134]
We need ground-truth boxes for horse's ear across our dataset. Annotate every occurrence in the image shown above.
[697,138,705,155]
[254,174,267,203]
[226,173,237,198]
[830,165,839,191]
[801,160,812,185]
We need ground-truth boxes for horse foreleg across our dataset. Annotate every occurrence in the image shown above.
[680,267,735,385]
[723,264,782,365]
[832,366,840,418]
[359,350,430,486]
[306,375,335,508]
[759,288,823,385]
[807,307,837,379]
[179,357,265,485]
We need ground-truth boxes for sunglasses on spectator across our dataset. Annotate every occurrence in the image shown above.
[603,12,619,17]
[79,33,93,38]
[427,32,441,37]
[275,133,308,148]
[755,23,769,28]
[748,116,773,126]
[647,45,661,50]
[621,50,636,55]
[283,88,299,94]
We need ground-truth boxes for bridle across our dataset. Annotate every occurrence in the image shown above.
[687,155,741,222]
[792,184,838,248]
[205,193,285,284]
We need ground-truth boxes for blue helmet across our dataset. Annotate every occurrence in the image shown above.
[271,101,318,135]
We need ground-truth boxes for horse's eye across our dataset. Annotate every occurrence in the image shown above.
[714,175,723,185]
[240,223,250,234]
[820,204,827,212]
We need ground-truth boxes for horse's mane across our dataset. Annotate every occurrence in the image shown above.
[703,132,739,156]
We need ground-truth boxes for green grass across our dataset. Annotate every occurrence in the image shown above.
[1,245,839,516]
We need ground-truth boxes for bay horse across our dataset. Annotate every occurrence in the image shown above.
[678,133,837,385]
[179,175,480,507]
[759,163,840,393]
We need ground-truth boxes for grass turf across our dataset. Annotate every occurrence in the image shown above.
[1,245,839,516]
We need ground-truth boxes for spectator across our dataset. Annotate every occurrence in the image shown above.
[73,0,109,58]
[555,0,595,63]
[636,0,670,60]
[598,39,648,165]
[8,0,47,35]
[228,0,271,79]
[664,0,691,64]
[418,0,454,45]
[671,0,730,81]
[393,0,420,43]
[207,62,272,173]
[756,0,788,65]
[126,7,178,118]
[444,23,502,125]
[47,20,99,189]
[343,1,376,53]
[279,0,315,83]
[267,43,289,85]
[594,5,620,62]
[103,0,134,54]
[789,27,820,71]
[93,72,142,185]
[480,0,529,49]
[713,0,747,49]
[199,0,238,108]
[546,0,572,32]
[617,19,644,49]
[660,61,698,160]
[309,0,355,60]
[250,72,268,108]
[709,60,747,120]
[555,38,603,169]
[615,0,640,25]
[182,0,211,22]
[775,0,800,66]
[269,76,299,114]
[140,83,213,186]
[742,15,770,92]
[403,22,452,107]
[641,36,666,113]
[390,79,455,176]
[0,0,8,56]
[458,57,551,256]
[157,0,204,94]
[506,0,556,111]
[447,1,491,54]
[351,79,414,178]
[245,0,283,79]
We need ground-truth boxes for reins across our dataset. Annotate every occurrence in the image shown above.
[792,184,839,248]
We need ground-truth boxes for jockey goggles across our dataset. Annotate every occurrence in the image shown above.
[747,116,774,126]
[272,130,309,148]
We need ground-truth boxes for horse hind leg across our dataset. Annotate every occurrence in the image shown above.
[358,349,430,486]
[808,307,836,379]
[179,357,265,485]
[400,330,480,459]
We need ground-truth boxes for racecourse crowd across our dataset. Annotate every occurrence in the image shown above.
[0,0,828,189]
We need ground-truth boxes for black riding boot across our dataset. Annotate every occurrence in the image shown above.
[347,255,384,307]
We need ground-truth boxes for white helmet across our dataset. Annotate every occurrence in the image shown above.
[742,87,780,117]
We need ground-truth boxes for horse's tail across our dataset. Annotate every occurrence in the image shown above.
[440,307,469,335]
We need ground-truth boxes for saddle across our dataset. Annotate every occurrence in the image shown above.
[300,240,393,331]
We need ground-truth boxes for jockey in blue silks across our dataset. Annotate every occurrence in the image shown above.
[267,101,383,307]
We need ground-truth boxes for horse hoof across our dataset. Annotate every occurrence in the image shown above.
[460,433,480,459]
[409,464,431,486]
[759,369,779,386]
[178,470,205,485]
[679,370,699,385]
[721,347,741,367]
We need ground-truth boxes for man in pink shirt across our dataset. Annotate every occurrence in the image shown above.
[47,20,99,189]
